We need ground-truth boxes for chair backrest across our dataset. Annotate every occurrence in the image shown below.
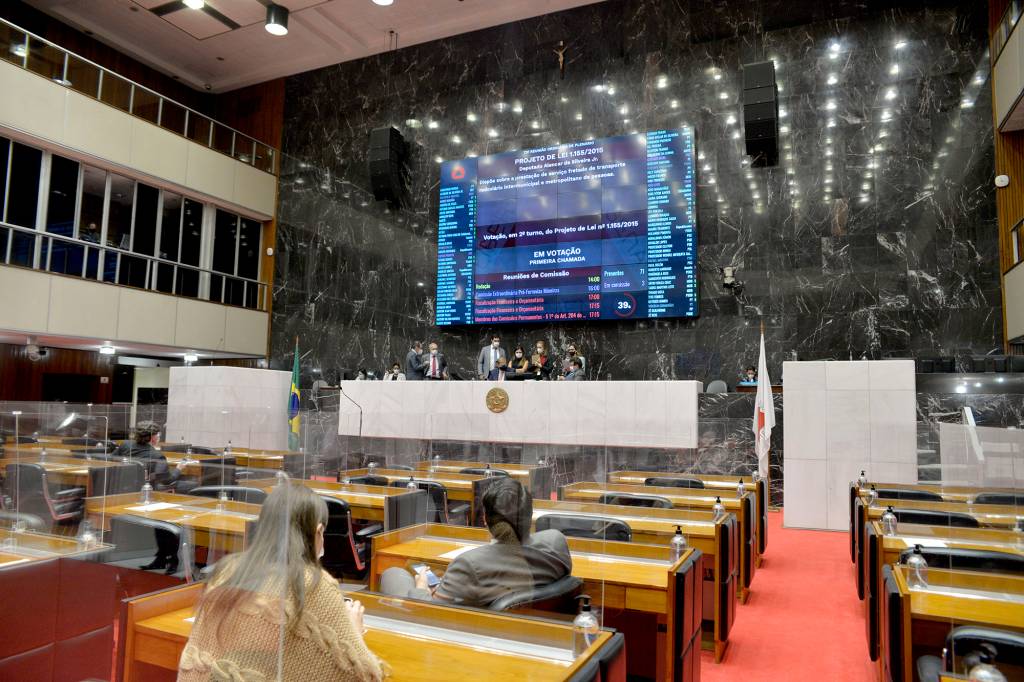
[973,492,1024,506]
[200,457,239,487]
[319,496,365,576]
[535,513,632,542]
[348,475,389,487]
[946,626,1024,676]
[188,486,267,504]
[599,492,673,509]
[875,488,944,502]
[391,479,449,522]
[460,467,510,477]
[644,476,705,489]
[898,547,1024,576]
[890,508,979,528]
[880,565,904,682]
[88,462,146,496]
[706,380,728,394]
[106,514,183,564]
[0,510,47,531]
[489,575,583,613]
[2,463,51,520]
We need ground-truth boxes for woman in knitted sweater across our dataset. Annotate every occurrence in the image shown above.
[178,483,387,681]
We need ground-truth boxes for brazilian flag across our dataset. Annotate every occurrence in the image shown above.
[288,337,301,451]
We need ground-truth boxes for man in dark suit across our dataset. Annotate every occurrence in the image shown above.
[419,341,448,380]
[405,341,424,380]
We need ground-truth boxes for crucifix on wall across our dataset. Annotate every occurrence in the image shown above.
[553,40,568,79]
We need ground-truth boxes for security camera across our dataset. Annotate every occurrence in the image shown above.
[719,266,744,296]
[204,83,212,91]
[995,174,1010,188]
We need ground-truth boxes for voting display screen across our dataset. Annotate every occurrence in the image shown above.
[435,128,697,326]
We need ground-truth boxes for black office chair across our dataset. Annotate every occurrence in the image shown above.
[88,462,146,496]
[535,513,632,542]
[2,463,83,530]
[972,492,1024,506]
[889,508,979,528]
[460,467,510,477]
[347,474,390,487]
[199,457,238,487]
[188,485,267,504]
[105,514,190,578]
[898,547,1024,576]
[489,575,583,614]
[644,476,705,489]
[599,492,673,509]
[319,496,384,579]
[917,626,1024,682]
[874,488,944,502]
[389,479,469,525]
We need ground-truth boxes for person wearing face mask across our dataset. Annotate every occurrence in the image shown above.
[507,345,531,377]
[560,344,586,377]
[477,334,506,380]
[384,362,405,381]
[486,356,509,381]
[418,342,448,380]
[530,340,554,380]
[738,365,757,386]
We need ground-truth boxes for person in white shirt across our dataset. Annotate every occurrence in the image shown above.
[384,362,405,381]
[419,342,447,380]
[477,334,506,380]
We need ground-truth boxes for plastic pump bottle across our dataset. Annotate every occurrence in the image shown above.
[140,482,153,504]
[670,525,688,562]
[881,506,898,536]
[572,595,600,656]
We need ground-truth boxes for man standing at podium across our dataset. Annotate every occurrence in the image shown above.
[477,334,506,380]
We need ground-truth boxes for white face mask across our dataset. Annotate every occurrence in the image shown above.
[430,349,437,356]
[492,341,499,347]
[515,352,523,358]
[536,348,544,354]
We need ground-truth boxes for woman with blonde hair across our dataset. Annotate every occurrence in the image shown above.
[178,482,387,681]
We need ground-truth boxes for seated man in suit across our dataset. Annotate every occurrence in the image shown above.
[113,421,196,493]
[380,478,572,608]
[559,358,585,381]
[486,357,509,381]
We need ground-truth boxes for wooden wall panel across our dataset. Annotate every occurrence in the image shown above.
[0,343,116,403]
[216,78,286,151]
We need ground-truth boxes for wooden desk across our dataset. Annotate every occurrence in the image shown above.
[880,566,1024,682]
[414,459,554,499]
[607,470,768,558]
[560,481,758,601]
[0,528,112,564]
[369,522,707,676]
[248,478,427,530]
[123,584,623,682]
[533,498,738,662]
[85,492,259,553]
[861,520,1024,665]
[342,468,490,525]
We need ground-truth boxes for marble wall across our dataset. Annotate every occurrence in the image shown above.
[272,0,1000,386]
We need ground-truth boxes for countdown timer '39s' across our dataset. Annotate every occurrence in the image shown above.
[435,128,697,326]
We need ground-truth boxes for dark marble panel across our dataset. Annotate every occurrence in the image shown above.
[274,0,998,508]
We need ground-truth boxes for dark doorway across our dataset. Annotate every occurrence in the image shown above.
[41,373,99,403]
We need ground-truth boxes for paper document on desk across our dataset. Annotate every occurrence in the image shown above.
[439,545,477,560]
[903,537,947,548]
[125,502,181,512]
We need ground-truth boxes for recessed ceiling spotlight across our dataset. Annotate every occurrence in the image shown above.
[487,128,498,138]
[884,88,896,100]
[183,0,204,8]
[827,74,838,85]
[826,100,837,110]
[99,345,115,355]
[451,135,461,144]
[265,3,289,35]
[894,40,907,49]
[713,73,722,81]
[512,103,522,113]
[466,112,477,122]
[670,99,679,109]
[372,0,395,5]
[829,41,841,52]
[960,99,974,108]
[434,156,443,163]
[719,91,728,100]
[726,114,737,125]
[889,64,899,75]
[427,120,438,129]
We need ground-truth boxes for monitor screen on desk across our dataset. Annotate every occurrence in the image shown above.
[435,128,697,326]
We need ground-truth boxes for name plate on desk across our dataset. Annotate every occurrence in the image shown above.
[337,380,700,448]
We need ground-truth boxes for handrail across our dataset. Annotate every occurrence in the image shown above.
[0,17,278,176]
[992,0,1023,65]
[0,220,268,312]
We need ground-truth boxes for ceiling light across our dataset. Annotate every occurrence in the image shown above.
[592,84,605,92]
[827,74,838,85]
[487,128,498,138]
[732,130,740,139]
[607,86,616,95]
[184,353,198,363]
[466,112,477,122]
[884,88,896,100]
[879,130,889,138]
[719,92,728,100]
[780,125,790,133]
[973,74,984,84]
[99,345,115,355]
[183,0,204,8]
[265,3,289,36]
[779,108,788,118]
[512,103,522,114]
[530,120,539,129]
[960,99,974,108]
[826,100,837,110]
[619,105,629,115]
[726,114,737,125]
[560,96,568,103]
[880,109,891,121]
[405,118,421,128]
[670,99,679,108]
[451,135,461,144]
[9,43,27,58]
[829,41,841,52]
[657,75,668,89]
[889,64,899,75]
[435,156,443,163]
[702,164,711,171]
[827,118,836,127]
[575,112,582,120]
[894,40,906,49]
[713,73,722,81]
[373,0,395,4]
[427,120,439,129]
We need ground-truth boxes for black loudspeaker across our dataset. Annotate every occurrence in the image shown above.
[367,126,409,206]
[742,61,778,167]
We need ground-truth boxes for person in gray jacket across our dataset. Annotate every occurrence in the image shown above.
[405,341,424,380]
[380,478,572,607]
[477,334,507,380]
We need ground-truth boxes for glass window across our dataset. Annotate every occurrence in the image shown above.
[106,174,134,249]
[156,192,181,294]
[26,38,64,82]
[0,24,27,68]
[65,54,100,99]
[186,114,212,146]
[0,137,9,222]
[212,209,238,274]
[176,199,203,298]
[237,218,261,279]
[7,143,42,228]
[132,183,158,256]
[212,123,234,155]
[160,99,187,136]
[99,71,132,113]
[132,88,160,125]
[46,154,79,236]
[78,166,105,244]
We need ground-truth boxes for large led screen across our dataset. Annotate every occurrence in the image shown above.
[435,128,696,325]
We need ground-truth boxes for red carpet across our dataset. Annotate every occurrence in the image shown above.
[699,511,877,682]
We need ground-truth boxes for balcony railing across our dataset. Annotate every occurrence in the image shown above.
[0,18,278,175]
[993,0,1023,65]
[1,221,268,312]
